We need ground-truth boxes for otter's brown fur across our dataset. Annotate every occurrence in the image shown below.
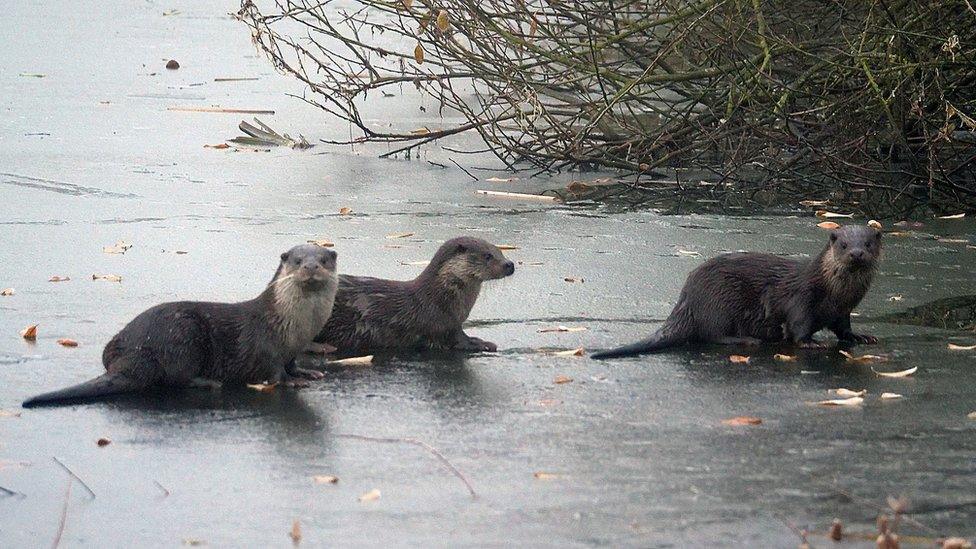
[314,237,515,353]
[592,226,882,359]
[23,244,338,407]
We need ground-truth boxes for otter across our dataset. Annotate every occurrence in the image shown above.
[592,225,881,359]
[23,244,338,407]
[314,237,515,354]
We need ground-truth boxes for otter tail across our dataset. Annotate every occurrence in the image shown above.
[590,327,686,359]
[23,372,150,408]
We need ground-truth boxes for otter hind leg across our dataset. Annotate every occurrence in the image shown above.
[453,332,497,352]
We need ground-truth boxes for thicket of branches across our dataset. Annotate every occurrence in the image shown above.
[239,0,976,213]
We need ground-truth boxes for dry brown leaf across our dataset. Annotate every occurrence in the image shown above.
[838,350,887,364]
[485,177,517,183]
[0,288,13,296]
[49,276,70,282]
[92,274,122,282]
[410,127,430,135]
[401,0,413,8]
[386,232,415,239]
[880,392,904,399]
[204,143,230,149]
[867,219,883,230]
[359,488,381,502]
[436,9,450,31]
[20,325,37,340]
[721,416,762,426]
[289,519,301,544]
[537,325,587,333]
[948,343,976,351]
[817,221,841,230]
[475,189,559,202]
[57,338,79,347]
[537,399,561,407]
[246,382,278,393]
[830,388,866,397]
[773,353,796,362]
[339,207,352,215]
[496,244,519,250]
[0,410,22,418]
[307,239,334,247]
[553,375,573,384]
[816,210,854,218]
[313,475,338,484]
[96,437,111,447]
[829,519,843,541]
[529,15,538,36]
[728,355,750,364]
[563,277,582,283]
[872,366,917,378]
[330,355,373,366]
[549,348,585,357]
[413,43,424,63]
[533,472,560,480]
[938,213,966,219]
[817,396,864,406]
[941,537,972,549]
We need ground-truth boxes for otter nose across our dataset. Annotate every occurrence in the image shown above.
[503,260,515,275]
[849,249,865,261]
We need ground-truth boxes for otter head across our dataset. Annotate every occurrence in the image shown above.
[828,225,882,272]
[277,244,338,291]
[425,237,515,284]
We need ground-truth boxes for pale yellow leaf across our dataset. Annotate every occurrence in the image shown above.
[817,396,864,406]
[721,416,762,426]
[728,355,750,364]
[553,375,573,384]
[817,221,841,230]
[313,475,338,484]
[816,210,854,218]
[830,388,866,397]
[330,355,373,366]
[537,325,587,333]
[948,343,976,351]
[872,366,917,378]
[773,353,796,362]
[880,392,904,399]
[359,488,381,502]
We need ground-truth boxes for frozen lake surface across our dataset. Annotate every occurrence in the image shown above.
[1,2,975,546]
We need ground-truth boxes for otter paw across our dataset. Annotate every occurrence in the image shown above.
[850,333,878,344]
[798,340,829,349]
[468,337,497,352]
[288,367,326,380]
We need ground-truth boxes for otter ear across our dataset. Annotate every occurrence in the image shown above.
[455,243,467,254]
[280,252,290,262]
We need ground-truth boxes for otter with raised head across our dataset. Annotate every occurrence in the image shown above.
[592,225,881,359]
[315,237,515,353]
[23,244,338,407]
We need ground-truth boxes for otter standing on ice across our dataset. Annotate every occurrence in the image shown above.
[23,244,339,407]
[315,237,515,353]
[592,225,882,359]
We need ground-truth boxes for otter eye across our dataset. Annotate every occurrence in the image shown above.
[484,252,493,261]
[841,242,847,250]
[280,252,289,262]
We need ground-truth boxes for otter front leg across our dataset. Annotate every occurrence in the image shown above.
[830,315,878,344]
[285,359,326,380]
[787,313,826,349]
[453,331,498,352]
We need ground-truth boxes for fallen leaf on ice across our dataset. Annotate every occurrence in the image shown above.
[92,274,123,282]
[20,325,37,340]
[553,375,573,384]
[533,472,561,480]
[563,277,582,283]
[0,288,13,296]
[386,232,414,239]
[938,213,966,219]
[728,355,750,364]
[549,348,585,357]
[410,127,430,135]
[830,388,866,397]
[872,366,917,378]
[359,488,381,502]
[436,9,450,31]
[537,326,587,333]
[246,382,278,393]
[307,239,334,247]
[721,416,762,426]
[330,355,373,366]
[475,189,559,202]
[0,410,22,418]
[816,210,854,218]
[888,294,903,302]
[181,539,205,546]
[400,260,429,266]
[49,276,70,282]
[537,399,561,407]
[676,249,701,257]
[799,200,828,207]
[339,207,352,215]
[496,244,519,250]
[938,238,969,244]
[968,412,976,420]
[948,343,976,351]
[57,338,78,347]
[102,240,133,254]
[817,396,864,406]
[204,143,230,149]
[817,221,841,230]
[313,475,339,484]
[96,437,111,447]
[867,219,883,230]
[838,350,887,364]
[289,519,301,544]
[880,392,904,399]
[485,177,517,183]
[773,353,796,362]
